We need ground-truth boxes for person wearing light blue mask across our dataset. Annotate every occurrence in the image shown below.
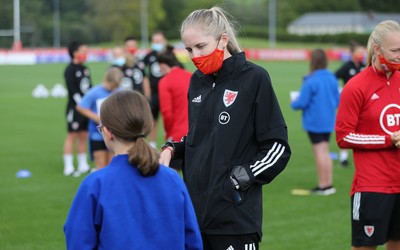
[110,46,149,97]
[113,57,126,67]
[111,47,126,67]
[151,42,165,52]
[142,31,169,149]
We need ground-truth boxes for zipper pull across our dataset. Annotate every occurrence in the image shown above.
[212,82,216,89]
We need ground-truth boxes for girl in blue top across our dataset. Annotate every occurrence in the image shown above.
[76,67,122,171]
[64,90,202,250]
[291,49,340,195]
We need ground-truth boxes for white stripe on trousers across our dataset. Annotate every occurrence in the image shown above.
[245,243,256,250]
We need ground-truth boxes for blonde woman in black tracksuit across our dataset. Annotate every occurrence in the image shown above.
[160,6,291,250]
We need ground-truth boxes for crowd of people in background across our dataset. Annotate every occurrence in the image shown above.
[62,31,184,175]
[61,6,400,249]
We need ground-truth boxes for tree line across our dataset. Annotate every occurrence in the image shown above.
[0,0,398,48]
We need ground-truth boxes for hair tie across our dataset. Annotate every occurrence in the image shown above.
[133,134,145,140]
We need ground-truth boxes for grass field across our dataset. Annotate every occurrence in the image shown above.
[0,59,383,250]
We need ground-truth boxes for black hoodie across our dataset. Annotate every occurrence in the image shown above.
[172,52,291,239]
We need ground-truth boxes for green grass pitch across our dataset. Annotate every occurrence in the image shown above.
[0,60,376,249]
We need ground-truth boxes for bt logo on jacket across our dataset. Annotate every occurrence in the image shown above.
[381,103,400,134]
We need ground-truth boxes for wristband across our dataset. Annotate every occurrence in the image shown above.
[161,142,175,158]
[162,146,174,158]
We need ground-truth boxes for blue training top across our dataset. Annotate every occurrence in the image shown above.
[291,69,340,133]
[78,85,114,141]
[64,154,202,250]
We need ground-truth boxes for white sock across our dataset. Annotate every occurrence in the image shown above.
[77,153,89,167]
[149,141,157,149]
[63,154,74,168]
[339,150,348,162]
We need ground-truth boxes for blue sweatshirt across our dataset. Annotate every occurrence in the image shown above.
[78,85,114,141]
[291,69,340,133]
[64,154,202,250]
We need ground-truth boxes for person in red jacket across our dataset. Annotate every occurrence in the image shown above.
[157,46,191,143]
[335,20,400,250]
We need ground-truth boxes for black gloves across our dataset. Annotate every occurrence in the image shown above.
[229,165,252,190]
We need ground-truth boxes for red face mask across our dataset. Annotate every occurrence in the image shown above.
[127,47,137,55]
[378,54,400,72]
[192,47,224,75]
[354,54,364,64]
[76,53,87,64]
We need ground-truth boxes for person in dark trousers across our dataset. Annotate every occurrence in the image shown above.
[159,6,291,250]
[142,31,168,149]
[62,41,92,176]
[335,41,366,167]
[65,90,203,250]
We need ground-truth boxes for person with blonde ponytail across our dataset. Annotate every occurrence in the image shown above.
[336,20,400,250]
[76,67,123,172]
[65,90,202,250]
[159,6,291,249]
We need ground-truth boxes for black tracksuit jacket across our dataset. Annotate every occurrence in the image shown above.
[172,52,291,239]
